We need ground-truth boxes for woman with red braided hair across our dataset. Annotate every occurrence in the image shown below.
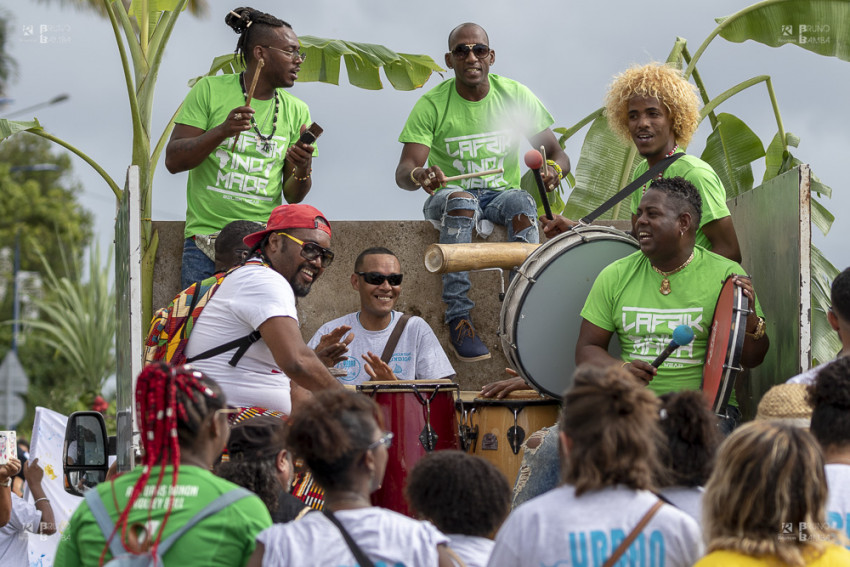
[56,363,271,566]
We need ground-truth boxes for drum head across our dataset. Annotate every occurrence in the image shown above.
[500,226,638,398]
[702,276,748,414]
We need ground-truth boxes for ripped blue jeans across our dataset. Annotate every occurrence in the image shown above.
[423,188,539,323]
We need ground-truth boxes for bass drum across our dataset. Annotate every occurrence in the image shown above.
[499,225,639,398]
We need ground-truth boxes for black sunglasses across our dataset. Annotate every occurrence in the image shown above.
[277,232,334,268]
[356,272,403,286]
[451,43,490,59]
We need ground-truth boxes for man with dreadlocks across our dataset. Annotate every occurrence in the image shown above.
[166,6,316,289]
[55,364,271,566]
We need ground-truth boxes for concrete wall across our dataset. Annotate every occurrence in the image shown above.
[152,219,631,391]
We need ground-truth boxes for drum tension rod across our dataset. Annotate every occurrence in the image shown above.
[469,267,507,301]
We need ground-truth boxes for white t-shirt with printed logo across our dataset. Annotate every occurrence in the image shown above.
[257,506,448,566]
[488,485,703,567]
[826,464,850,545]
[308,311,455,386]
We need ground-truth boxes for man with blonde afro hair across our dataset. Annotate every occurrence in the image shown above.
[542,63,741,263]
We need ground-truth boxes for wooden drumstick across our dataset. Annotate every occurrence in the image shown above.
[231,58,264,151]
[442,168,504,183]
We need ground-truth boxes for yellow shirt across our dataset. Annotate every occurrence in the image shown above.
[695,545,850,567]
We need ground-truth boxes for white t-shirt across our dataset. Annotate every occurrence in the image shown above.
[488,485,703,567]
[308,311,455,386]
[447,534,494,567]
[659,486,704,525]
[786,360,831,385]
[0,493,41,564]
[186,263,298,414]
[257,506,448,566]
[827,464,850,544]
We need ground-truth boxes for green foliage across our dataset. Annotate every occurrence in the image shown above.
[0,7,16,96]
[193,39,445,92]
[0,133,94,275]
[716,0,850,62]
[699,113,765,199]
[22,244,116,415]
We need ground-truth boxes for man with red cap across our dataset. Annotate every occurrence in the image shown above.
[186,203,341,418]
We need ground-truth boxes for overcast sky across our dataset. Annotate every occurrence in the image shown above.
[5,0,849,273]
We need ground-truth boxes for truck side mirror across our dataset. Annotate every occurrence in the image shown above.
[63,411,109,497]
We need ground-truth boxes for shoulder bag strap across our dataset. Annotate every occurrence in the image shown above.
[602,499,664,567]
[156,487,253,555]
[380,313,412,364]
[321,510,375,567]
[580,152,685,225]
[85,488,128,559]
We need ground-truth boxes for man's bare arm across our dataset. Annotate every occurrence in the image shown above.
[259,316,342,392]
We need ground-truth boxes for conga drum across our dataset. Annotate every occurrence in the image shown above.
[456,390,560,484]
[357,379,460,516]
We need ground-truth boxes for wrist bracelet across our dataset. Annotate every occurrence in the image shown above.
[34,497,50,505]
[292,167,311,182]
[546,159,564,180]
[409,167,422,187]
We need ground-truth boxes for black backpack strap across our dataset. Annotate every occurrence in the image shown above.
[580,152,685,224]
[185,330,262,366]
[321,510,375,567]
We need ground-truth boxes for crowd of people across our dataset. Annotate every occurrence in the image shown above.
[4,4,848,566]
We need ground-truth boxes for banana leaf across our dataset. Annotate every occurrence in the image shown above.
[811,244,842,365]
[564,114,639,221]
[0,118,41,140]
[699,112,765,199]
[717,0,850,62]
[193,37,444,91]
[763,131,799,182]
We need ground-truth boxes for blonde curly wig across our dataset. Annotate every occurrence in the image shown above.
[605,63,700,148]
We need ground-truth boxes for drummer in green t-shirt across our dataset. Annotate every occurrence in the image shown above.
[165,7,316,289]
[395,22,571,363]
[541,63,742,264]
[576,176,769,430]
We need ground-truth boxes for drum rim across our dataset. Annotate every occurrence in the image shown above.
[499,225,639,398]
[703,276,748,414]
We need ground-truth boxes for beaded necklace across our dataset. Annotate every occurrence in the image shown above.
[239,72,279,152]
[642,144,679,195]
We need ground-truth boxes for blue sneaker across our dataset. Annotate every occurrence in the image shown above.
[448,317,491,362]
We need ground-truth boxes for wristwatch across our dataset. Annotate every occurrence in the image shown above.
[746,316,766,341]
[0,477,11,487]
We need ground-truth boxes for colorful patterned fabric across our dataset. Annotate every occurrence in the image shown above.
[143,259,267,366]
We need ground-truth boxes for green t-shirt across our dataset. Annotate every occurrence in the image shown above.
[55,464,271,567]
[630,151,731,251]
[580,246,763,402]
[176,74,313,238]
[398,74,553,192]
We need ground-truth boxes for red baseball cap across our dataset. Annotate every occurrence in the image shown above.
[242,204,332,248]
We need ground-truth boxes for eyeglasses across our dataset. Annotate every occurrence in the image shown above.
[263,45,307,61]
[451,43,490,59]
[277,232,334,268]
[356,272,403,286]
[367,431,394,451]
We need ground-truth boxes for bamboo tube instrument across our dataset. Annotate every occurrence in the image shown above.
[424,242,540,273]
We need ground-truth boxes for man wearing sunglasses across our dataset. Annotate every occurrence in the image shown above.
[395,22,571,362]
[165,8,317,290]
[186,204,342,418]
[307,247,455,386]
